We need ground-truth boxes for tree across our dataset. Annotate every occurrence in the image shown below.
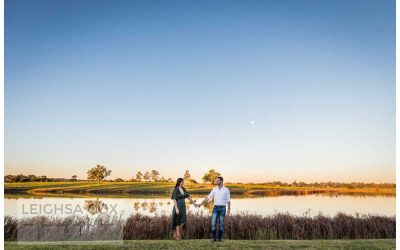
[143,171,150,182]
[27,175,37,181]
[183,170,197,183]
[115,178,124,182]
[15,174,27,182]
[136,171,143,181]
[86,165,112,181]
[4,175,15,183]
[202,169,221,184]
[183,170,191,181]
[150,170,160,182]
[71,175,78,181]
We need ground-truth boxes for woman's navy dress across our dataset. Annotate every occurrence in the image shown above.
[171,187,190,230]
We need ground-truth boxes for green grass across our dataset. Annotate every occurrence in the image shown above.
[4,239,396,249]
[4,181,395,197]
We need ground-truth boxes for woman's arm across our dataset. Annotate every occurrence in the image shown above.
[185,190,199,207]
[173,199,179,214]
[171,188,180,214]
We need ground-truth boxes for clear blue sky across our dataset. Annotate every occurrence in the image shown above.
[5,0,395,183]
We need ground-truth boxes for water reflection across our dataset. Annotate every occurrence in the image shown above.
[132,199,167,212]
[6,193,395,219]
[246,190,396,197]
[84,199,109,215]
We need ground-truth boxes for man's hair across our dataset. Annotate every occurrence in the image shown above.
[217,176,223,182]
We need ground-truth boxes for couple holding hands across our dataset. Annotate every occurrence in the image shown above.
[171,176,231,241]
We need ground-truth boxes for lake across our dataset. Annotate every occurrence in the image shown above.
[5,193,395,219]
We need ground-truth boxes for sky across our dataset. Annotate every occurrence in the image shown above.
[5,0,395,183]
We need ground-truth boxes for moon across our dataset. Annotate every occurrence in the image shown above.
[250,120,255,125]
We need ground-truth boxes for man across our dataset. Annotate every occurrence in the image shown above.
[198,176,231,242]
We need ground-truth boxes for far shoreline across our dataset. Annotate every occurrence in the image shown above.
[4,181,396,197]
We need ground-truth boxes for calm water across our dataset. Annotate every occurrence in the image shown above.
[5,194,395,219]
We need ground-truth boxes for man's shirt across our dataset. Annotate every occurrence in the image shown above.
[207,186,231,206]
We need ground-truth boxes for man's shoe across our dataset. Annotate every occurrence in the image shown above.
[211,239,217,242]
[218,239,224,242]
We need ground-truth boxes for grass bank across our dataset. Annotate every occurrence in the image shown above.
[4,239,396,249]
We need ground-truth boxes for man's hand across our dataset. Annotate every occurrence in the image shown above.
[226,209,230,216]
[175,208,180,215]
[200,197,209,206]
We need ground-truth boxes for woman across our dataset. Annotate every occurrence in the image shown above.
[171,177,198,240]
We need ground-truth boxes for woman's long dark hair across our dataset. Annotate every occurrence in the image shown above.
[175,178,184,188]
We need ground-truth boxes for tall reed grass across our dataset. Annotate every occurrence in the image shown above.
[5,211,395,241]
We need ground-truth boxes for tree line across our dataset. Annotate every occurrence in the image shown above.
[4,165,222,184]
[4,165,396,188]
[86,165,216,183]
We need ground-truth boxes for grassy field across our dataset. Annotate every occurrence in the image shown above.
[4,239,396,249]
[4,181,395,197]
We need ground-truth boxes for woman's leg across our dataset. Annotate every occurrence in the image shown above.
[179,224,184,239]
[175,226,181,240]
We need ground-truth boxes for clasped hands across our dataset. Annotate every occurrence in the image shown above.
[193,202,202,208]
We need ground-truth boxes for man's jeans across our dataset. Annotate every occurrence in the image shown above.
[211,205,226,240]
